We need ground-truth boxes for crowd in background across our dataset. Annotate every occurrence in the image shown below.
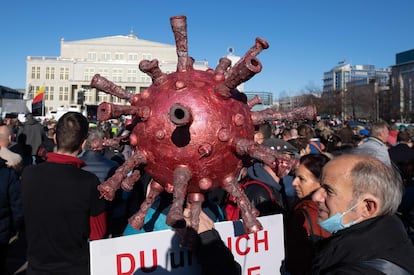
[1,111,414,274]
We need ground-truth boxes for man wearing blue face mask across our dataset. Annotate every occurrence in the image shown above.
[311,154,414,274]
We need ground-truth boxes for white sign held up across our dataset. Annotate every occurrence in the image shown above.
[90,214,284,275]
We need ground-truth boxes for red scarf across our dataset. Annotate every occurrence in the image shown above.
[46,152,85,168]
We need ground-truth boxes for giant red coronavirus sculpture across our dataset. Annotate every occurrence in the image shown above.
[90,15,316,234]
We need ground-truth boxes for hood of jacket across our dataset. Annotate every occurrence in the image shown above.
[246,162,282,191]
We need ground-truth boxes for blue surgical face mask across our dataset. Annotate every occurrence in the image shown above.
[319,201,361,233]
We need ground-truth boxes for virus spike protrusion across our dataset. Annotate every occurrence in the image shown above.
[234,138,299,178]
[166,166,192,228]
[98,150,147,200]
[97,102,138,121]
[187,56,195,71]
[187,192,204,230]
[103,134,130,149]
[139,59,167,86]
[121,169,141,191]
[225,55,262,89]
[129,180,164,230]
[215,57,232,74]
[170,15,190,72]
[169,103,192,126]
[89,133,129,152]
[247,95,262,109]
[90,74,133,101]
[222,175,262,233]
[214,38,268,98]
[245,37,269,58]
[251,105,317,125]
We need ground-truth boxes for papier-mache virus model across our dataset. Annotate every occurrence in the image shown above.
[90,15,316,234]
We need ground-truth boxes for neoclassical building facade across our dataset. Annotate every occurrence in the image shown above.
[26,32,209,115]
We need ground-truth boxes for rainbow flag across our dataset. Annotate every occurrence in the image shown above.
[32,86,44,116]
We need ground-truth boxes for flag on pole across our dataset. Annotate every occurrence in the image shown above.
[32,86,44,116]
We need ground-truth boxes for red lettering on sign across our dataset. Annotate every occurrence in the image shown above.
[227,236,232,251]
[247,265,261,275]
[227,230,269,256]
[116,253,135,275]
[254,230,269,252]
[140,249,158,273]
[236,234,250,255]
[115,249,158,274]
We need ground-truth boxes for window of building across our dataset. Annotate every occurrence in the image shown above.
[112,68,123,82]
[45,86,49,100]
[65,67,69,80]
[31,67,36,79]
[84,67,95,81]
[98,91,109,103]
[128,53,139,61]
[45,67,55,80]
[98,68,110,78]
[114,53,124,61]
[84,89,91,103]
[101,52,111,61]
[49,86,54,100]
[59,86,64,101]
[127,69,137,82]
[46,67,50,80]
[37,67,41,79]
[125,86,136,93]
[58,86,69,102]
[140,73,151,83]
[60,67,69,80]
[64,86,69,101]
[88,52,97,61]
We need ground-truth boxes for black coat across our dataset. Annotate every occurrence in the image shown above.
[197,229,241,275]
[0,158,23,244]
[21,156,106,274]
[311,215,414,274]
[389,143,414,165]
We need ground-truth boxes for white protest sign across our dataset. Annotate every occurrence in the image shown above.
[90,214,284,275]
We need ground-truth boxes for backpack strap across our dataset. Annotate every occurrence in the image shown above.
[309,140,325,153]
[242,180,276,203]
[300,208,314,236]
[359,258,410,275]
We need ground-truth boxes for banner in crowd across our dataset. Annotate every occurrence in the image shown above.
[90,214,284,275]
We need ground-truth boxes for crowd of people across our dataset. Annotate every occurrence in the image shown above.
[1,111,414,274]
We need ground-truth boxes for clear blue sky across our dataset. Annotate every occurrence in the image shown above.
[1,0,413,99]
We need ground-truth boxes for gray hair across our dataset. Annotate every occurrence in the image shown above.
[84,127,105,151]
[350,155,403,215]
[370,121,389,139]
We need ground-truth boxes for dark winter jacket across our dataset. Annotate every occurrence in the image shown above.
[243,162,287,216]
[197,228,241,275]
[311,214,414,274]
[388,143,414,165]
[17,118,45,156]
[285,196,330,275]
[80,150,119,183]
[0,158,23,244]
[22,153,106,275]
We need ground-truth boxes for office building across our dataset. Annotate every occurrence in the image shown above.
[323,63,390,93]
[390,49,414,122]
[322,62,390,120]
